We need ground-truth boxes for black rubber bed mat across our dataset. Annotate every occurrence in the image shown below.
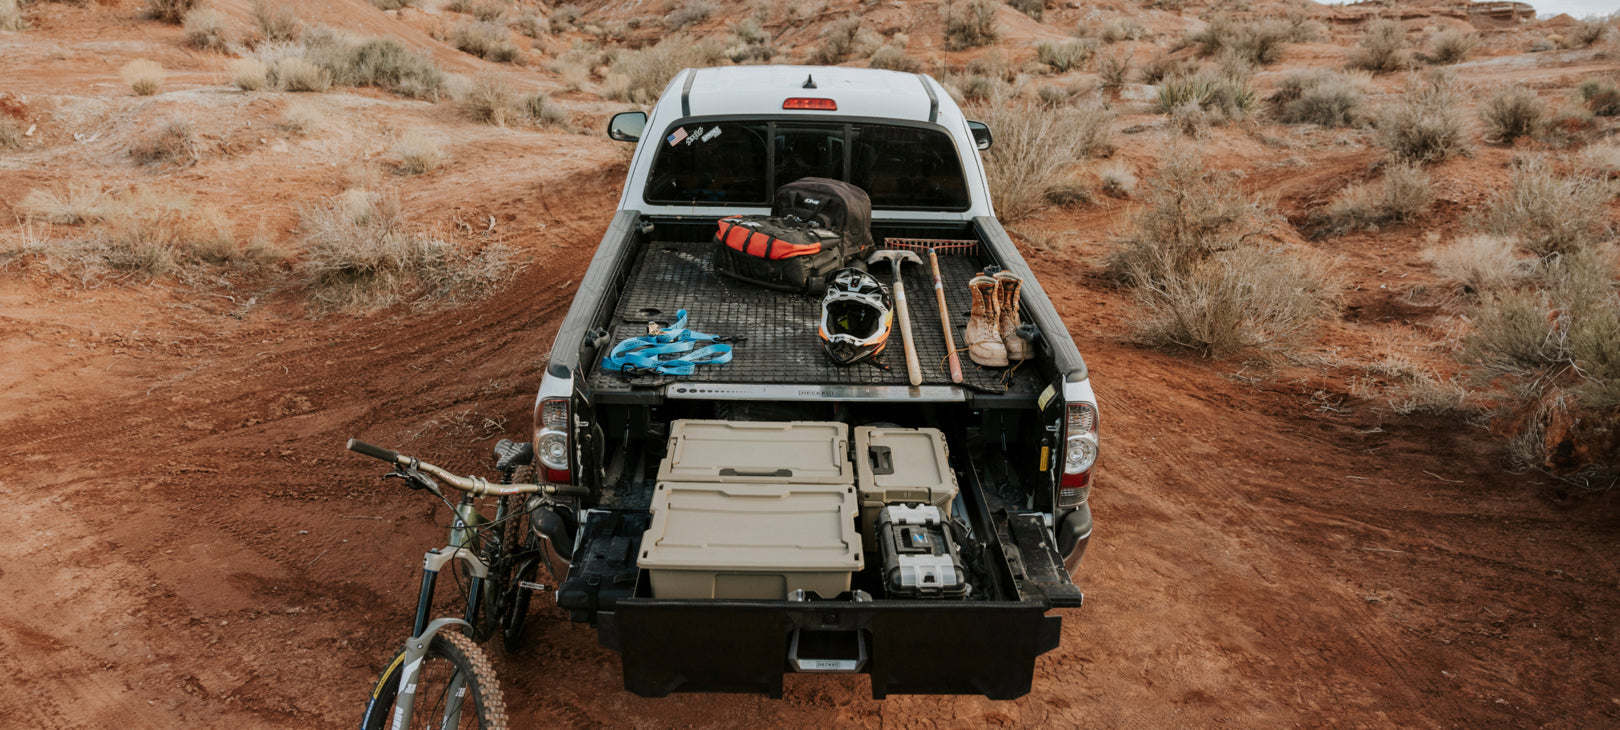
[585,240,1043,396]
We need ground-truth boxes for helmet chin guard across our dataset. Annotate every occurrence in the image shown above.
[819,268,893,366]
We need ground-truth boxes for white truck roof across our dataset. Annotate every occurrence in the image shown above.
[654,65,948,123]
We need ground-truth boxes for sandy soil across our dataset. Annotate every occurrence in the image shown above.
[3,0,1619,727]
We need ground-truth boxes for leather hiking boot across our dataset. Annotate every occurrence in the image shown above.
[966,274,1008,367]
[994,271,1030,362]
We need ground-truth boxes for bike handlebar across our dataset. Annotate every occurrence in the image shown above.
[346,438,589,498]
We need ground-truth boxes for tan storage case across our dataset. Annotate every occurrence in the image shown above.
[639,482,864,600]
[658,420,853,485]
[854,426,959,549]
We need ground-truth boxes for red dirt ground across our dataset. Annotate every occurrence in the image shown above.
[3,0,1620,727]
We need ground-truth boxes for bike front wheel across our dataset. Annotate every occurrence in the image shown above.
[360,629,509,730]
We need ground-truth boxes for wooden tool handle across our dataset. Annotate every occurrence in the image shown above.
[893,281,922,386]
[928,249,964,384]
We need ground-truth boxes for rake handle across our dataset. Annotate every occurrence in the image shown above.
[928,249,964,384]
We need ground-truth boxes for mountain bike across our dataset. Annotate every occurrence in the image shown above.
[348,438,588,730]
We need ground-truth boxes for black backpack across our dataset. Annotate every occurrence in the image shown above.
[712,178,874,294]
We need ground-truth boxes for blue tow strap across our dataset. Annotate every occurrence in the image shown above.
[601,309,733,376]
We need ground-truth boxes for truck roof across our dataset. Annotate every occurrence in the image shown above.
[659,65,947,123]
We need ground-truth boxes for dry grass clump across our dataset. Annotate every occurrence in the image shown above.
[1094,49,1130,90]
[131,118,198,166]
[21,182,109,225]
[972,96,1115,221]
[666,0,716,29]
[1422,234,1528,296]
[1564,17,1611,49]
[1189,15,1293,66]
[1427,28,1479,64]
[121,59,165,96]
[227,58,268,91]
[145,0,198,24]
[299,189,513,311]
[604,34,726,104]
[520,92,571,129]
[12,188,273,280]
[182,8,229,51]
[392,130,443,174]
[1318,163,1433,234]
[1155,70,1256,127]
[1576,77,1620,116]
[453,20,519,62]
[1106,154,1270,286]
[258,31,444,99]
[252,0,300,42]
[278,103,322,136]
[461,72,515,126]
[868,44,920,73]
[0,0,26,32]
[1348,19,1409,74]
[1097,160,1136,197]
[1475,158,1613,259]
[1036,40,1092,72]
[1479,86,1545,144]
[814,17,881,65]
[944,0,998,51]
[1353,344,1472,416]
[1579,141,1620,177]
[1377,72,1469,164]
[1269,70,1363,127]
[270,56,330,92]
[0,117,23,150]
[1008,0,1042,21]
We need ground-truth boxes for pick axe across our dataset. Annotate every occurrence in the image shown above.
[868,249,924,386]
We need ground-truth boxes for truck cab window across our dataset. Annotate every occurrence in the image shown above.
[850,125,969,210]
[645,121,769,205]
[774,125,846,188]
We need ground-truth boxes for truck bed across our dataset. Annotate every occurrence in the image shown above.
[585,238,1043,399]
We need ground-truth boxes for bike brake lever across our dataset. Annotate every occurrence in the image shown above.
[385,467,445,499]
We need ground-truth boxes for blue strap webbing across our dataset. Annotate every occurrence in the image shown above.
[600,310,733,376]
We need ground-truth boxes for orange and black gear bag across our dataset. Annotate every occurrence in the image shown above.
[712,177,874,294]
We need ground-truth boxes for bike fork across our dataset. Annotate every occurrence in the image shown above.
[387,617,472,730]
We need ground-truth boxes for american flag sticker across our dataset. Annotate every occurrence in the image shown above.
[666,127,688,146]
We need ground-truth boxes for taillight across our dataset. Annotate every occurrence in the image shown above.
[783,97,837,110]
[534,397,570,484]
[1058,402,1097,508]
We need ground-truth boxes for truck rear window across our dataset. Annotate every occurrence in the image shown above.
[645,121,970,211]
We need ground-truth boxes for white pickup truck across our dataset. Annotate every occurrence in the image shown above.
[524,65,1098,699]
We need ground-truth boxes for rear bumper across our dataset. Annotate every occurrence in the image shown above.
[600,596,1062,699]
[1058,504,1093,574]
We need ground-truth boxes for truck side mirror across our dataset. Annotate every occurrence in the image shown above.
[608,111,646,142]
[967,121,992,150]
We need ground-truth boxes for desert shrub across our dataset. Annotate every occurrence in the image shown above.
[182,8,229,51]
[1476,158,1613,258]
[603,34,726,104]
[1577,77,1620,116]
[512,11,546,39]
[392,130,443,174]
[520,92,571,129]
[448,0,505,21]
[454,20,519,62]
[121,59,165,96]
[1036,40,1092,72]
[1190,15,1292,66]
[1580,141,1620,177]
[342,38,445,98]
[1008,0,1042,21]
[1348,19,1408,74]
[0,118,21,150]
[814,17,865,64]
[94,189,239,275]
[1377,72,1468,164]
[461,72,515,126]
[944,0,998,51]
[1270,71,1363,127]
[271,56,330,92]
[869,44,920,73]
[299,189,512,311]
[1093,19,1145,43]
[1094,49,1130,89]
[145,0,197,24]
[369,0,419,9]
[1427,28,1479,64]
[1565,17,1611,49]
[951,73,1000,102]
[971,96,1114,221]
[1155,70,1255,120]
[0,0,25,32]
[1137,50,1196,84]
[1479,86,1545,144]
[666,0,716,29]
[730,18,766,44]
[1422,234,1527,295]
[1319,163,1433,234]
[549,4,580,33]
[1126,244,1341,358]
[278,103,322,136]
[1106,154,1270,285]
[228,58,268,90]
[21,182,109,224]
[252,0,299,42]
[131,117,198,166]
[1097,160,1136,197]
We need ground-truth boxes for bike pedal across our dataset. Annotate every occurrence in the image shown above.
[519,581,550,592]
